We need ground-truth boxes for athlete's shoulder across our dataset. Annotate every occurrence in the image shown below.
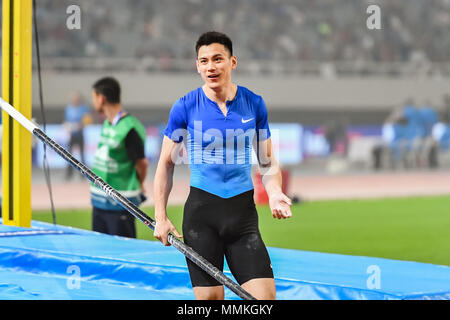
[177,87,202,105]
[238,85,264,104]
[238,86,266,114]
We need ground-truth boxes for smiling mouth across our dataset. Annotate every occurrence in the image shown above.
[208,74,220,79]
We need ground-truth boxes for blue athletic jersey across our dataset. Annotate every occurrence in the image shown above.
[164,86,271,198]
[402,105,422,139]
[418,107,438,136]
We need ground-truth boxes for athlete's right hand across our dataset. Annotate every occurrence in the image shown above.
[154,217,183,246]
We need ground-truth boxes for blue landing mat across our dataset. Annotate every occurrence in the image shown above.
[0,220,449,300]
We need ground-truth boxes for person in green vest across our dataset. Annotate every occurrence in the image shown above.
[90,77,148,238]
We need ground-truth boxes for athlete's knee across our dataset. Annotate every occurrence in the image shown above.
[193,286,224,300]
[242,278,276,300]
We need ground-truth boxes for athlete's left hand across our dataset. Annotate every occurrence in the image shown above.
[269,192,292,219]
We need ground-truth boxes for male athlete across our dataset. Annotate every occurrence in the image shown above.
[153,31,292,300]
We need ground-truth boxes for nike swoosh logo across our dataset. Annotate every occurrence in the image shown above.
[241,117,254,123]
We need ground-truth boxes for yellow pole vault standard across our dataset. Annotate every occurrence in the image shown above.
[2,0,33,227]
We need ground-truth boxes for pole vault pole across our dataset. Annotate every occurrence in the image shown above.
[0,97,256,301]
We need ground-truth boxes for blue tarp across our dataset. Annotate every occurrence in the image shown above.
[0,220,449,300]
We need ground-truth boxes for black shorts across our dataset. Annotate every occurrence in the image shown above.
[92,207,136,238]
[182,187,273,287]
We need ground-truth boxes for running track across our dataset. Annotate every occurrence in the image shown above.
[22,169,450,210]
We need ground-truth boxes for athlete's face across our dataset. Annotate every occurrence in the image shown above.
[196,43,236,89]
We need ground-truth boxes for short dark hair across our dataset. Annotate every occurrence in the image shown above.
[195,31,233,56]
[92,77,121,104]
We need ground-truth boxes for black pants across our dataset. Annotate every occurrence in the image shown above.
[182,187,273,287]
[66,131,85,178]
[92,207,136,238]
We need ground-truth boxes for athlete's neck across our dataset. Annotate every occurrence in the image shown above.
[104,104,124,124]
[202,83,237,104]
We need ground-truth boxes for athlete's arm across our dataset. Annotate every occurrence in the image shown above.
[153,136,183,246]
[125,129,148,193]
[135,158,148,194]
[255,137,292,219]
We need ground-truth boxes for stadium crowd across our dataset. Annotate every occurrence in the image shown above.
[24,0,450,69]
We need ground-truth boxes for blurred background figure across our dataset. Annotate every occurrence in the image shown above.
[430,95,450,167]
[63,92,92,180]
[380,98,440,169]
[379,98,416,169]
[443,94,450,124]
[324,117,349,157]
[417,100,439,168]
[400,98,423,168]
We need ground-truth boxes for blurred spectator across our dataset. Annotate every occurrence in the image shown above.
[324,117,349,156]
[432,122,450,154]
[417,101,439,168]
[443,94,450,123]
[376,99,416,169]
[390,99,424,168]
[428,94,450,167]
[63,92,92,179]
[402,99,422,142]
[418,100,439,137]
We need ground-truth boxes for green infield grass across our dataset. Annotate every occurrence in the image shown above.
[32,195,450,266]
